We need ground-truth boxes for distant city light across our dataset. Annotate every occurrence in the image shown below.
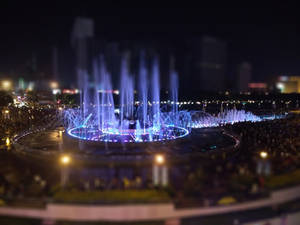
[1,80,12,90]
[27,82,34,91]
[50,81,59,89]
[52,89,61,95]
[276,82,284,91]
[248,83,267,89]
[62,89,78,94]
[279,76,289,81]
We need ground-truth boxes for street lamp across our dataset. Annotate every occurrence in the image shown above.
[153,154,168,187]
[5,137,11,151]
[257,151,271,176]
[155,154,165,165]
[260,151,268,159]
[60,155,71,165]
[5,137,10,146]
[60,154,71,188]
[3,109,10,119]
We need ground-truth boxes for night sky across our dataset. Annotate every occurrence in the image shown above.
[1,2,300,82]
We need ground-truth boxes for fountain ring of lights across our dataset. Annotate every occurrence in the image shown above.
[103,127,154,135]
[67,125,189,143]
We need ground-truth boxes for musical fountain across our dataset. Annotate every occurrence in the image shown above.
[64,55,190,144]
[13,53,287,162]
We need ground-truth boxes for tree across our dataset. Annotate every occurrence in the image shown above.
[56,93,78,105]
[26,91,39,104]
[0,91,13,107]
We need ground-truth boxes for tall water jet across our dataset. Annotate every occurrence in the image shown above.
[77,69,85,119]
[82,71,89,119]
[93,58,101,130]
[66,54,190,144]
[220,102,224,113]
[139,53,148,132]
[170,59,178,125]
[120,55,134,131]
[99,57,116,132]
[151,57,160,130]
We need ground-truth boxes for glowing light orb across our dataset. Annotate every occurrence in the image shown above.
[260,151,268,159]
[60,155,71,165]
[155,154,165,165]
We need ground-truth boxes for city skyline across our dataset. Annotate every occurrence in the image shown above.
[1,4,300,83]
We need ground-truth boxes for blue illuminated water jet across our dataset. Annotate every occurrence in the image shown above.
[65,54,190,143]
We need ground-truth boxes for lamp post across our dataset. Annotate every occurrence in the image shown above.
[3,109,10,119]
[257,151,271,176]
[58,129,64,151]
[58,107,63,118]
[5,137,11,150]
[153,154,168,187]
[260,151,268,159]
[60,155,71,188]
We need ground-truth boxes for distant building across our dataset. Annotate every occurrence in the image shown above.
[200,36,227,92]
[237,62,252,92]
[71,17,94,43]
[71,17,94,87]
[184,36,227,93]
[276,76,300,93]
[52,47,59,81]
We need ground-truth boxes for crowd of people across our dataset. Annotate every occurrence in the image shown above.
[231,114,300,173]
[173,113,300,206]
[0,105,58,145]
[0,105,59,201]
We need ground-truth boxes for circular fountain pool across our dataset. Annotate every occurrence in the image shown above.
[67,125,189,143]
[14,127,239,163]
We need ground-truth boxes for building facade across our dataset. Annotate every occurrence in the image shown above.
[276,76,300,93]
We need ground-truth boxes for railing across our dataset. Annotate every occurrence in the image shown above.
[0,184,300,222]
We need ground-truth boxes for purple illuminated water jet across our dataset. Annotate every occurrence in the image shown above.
[65,54,190,143]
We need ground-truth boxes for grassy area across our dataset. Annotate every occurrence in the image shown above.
[265,169,300,189]
[53,189,171,204]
